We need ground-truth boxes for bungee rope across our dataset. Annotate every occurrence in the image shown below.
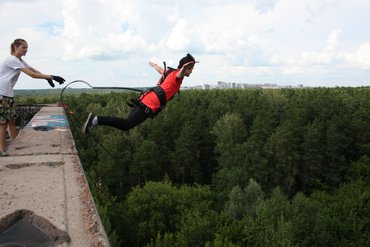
[59,80,144,159]
[60,79,144,101]
[59,80,154,201]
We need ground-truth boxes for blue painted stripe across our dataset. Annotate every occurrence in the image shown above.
[25,114,68,128]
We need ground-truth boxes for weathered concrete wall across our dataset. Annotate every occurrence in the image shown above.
[0,105,110,247]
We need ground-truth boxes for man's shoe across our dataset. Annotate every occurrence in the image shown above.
[82,113,95,134]
[0,151,8,157]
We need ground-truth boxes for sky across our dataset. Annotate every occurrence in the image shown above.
[1,0,370,89]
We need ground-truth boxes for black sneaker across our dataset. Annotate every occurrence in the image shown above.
[82,113,95,134]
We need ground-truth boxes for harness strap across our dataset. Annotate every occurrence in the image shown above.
[127,86,166,118]
[127,62,176,118]
[127,98,153,115]
[151,86,166,107]
[160,61,166,85]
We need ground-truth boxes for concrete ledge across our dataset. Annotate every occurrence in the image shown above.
[0,106,110,247]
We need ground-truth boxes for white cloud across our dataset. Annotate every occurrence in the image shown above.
[304,0,341,24]
[344,43,370,70]
[325,29,341,52]
[1,0,370,89]
[253,0,279,13]
[282,66,304,76]
[166,19,192,51]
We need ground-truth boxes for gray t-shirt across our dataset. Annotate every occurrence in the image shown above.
[0,56,30,97]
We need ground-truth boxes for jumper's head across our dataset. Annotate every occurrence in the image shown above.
[177,53,199,69]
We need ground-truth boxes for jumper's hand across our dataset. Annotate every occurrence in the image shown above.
[183,61,195,70]
[149,61,164,74]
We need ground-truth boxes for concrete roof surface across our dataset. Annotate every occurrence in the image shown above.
[0,106,110,247]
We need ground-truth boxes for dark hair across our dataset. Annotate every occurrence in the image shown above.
[177,53,195,69]
[10,38,27,53]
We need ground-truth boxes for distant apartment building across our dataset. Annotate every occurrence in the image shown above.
[184,81,304,90]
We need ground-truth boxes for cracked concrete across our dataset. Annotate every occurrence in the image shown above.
[0,106,110,247]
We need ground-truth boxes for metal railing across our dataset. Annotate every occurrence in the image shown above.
[15,104,43,129]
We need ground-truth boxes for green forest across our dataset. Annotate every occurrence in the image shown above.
[58,87,370,246]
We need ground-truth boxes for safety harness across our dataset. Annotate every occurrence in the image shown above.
[127,62,176,118]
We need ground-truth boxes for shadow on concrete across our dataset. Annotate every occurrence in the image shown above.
[0,209,70,247]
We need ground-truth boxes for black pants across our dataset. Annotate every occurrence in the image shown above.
[97,106,150,131]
